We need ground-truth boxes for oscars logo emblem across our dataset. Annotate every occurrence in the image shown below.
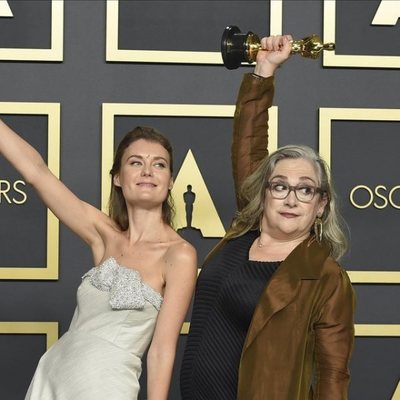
[171,150,225,238]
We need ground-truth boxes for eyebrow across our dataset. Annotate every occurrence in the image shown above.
[127,154,169,163]
[270,175,318,185]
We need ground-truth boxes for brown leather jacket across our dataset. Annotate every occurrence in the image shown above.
[232,73,355,400]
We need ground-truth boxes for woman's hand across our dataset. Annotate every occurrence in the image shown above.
[254,34,293,77]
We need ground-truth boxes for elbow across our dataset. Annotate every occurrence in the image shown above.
[24,160,49,186]
[147,343,176,368]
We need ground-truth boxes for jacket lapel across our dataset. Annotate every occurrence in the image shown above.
[242,237,330,353]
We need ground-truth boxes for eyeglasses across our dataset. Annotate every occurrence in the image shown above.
[266,181,324,203]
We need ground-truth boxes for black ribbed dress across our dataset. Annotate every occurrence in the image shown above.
[180,231,280,399]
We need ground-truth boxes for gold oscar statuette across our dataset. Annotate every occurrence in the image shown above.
[221,25,335,70]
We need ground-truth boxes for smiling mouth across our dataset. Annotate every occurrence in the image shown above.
[137,182,156,187]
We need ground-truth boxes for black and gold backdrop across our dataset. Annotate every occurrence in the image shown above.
[0,1,399,399]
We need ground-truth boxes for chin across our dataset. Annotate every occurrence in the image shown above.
[277,226,307,238]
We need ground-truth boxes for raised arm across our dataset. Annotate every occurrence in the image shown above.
[0,118,107,250]
[232,35,292,210]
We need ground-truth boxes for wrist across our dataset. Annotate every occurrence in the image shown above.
[253,63,279,78]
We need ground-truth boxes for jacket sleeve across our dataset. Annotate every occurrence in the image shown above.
[314,268,355,400]
[231,73,275,210]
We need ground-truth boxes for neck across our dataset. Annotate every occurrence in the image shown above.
[256,231,310,260]
[124,206,168,243]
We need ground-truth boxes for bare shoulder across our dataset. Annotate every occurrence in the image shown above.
[161,229,197,275]
[162,236,197,293]
[166,236,197,267]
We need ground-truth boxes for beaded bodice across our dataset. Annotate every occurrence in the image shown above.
[82,256,163,311]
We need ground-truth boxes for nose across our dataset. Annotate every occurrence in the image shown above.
[284,189,298,207]
[141,163,153,176]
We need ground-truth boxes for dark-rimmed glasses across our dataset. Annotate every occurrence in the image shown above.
[266,181,324,203]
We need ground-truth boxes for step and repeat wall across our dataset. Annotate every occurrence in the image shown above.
[0,1,399,399]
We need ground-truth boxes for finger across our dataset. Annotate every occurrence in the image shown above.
[271,35,285,51]
[261,36,275,51]
[285,34,293,42]
[282,35,293,53]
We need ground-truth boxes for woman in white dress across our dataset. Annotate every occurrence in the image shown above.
[0,122,198,400]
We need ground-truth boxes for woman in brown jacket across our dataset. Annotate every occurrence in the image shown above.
[181,35,355,400]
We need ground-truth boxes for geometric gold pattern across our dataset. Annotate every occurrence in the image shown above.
[181,323,400,337]
[0,321,58,350]
[106,0,283,64]
[323,0,400,69]
[0,0,63,61]
[0,102,60,279]
[355,324,400,337]
[319,107,400,283]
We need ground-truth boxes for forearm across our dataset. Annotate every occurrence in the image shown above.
[231,35,291,210]
[0,118,47,184]
[146,346,176,400]
[232,73,274,208]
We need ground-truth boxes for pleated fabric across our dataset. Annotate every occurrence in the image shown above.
[181,231,280,399]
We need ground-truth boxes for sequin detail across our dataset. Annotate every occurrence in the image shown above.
[82,257,163,311]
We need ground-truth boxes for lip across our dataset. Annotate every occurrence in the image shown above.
[137,182,157,187]
[279,212,298,218]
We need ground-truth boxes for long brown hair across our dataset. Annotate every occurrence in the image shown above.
[108,126,175,230]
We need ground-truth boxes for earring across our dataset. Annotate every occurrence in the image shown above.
[314,216,323,243]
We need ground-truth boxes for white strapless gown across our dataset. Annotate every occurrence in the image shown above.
[25,257,163,400]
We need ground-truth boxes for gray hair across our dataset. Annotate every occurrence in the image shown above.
[226,144,348,260]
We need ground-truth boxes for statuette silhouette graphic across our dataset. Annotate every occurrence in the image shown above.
[184,184,196,228]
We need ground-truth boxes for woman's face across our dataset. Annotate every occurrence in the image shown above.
[262,158,327,241]
[113,139,173,208]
